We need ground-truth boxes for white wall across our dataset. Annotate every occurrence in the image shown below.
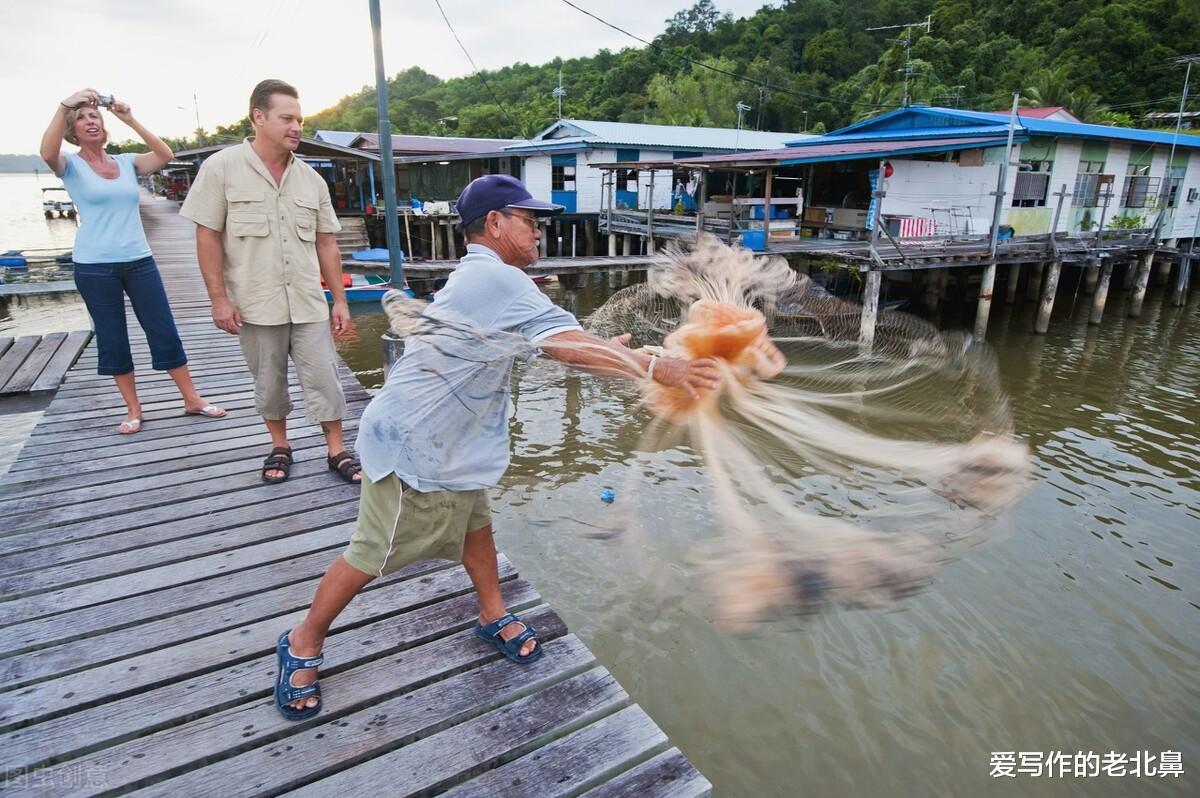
[1170,150,1200,240]
[523,156,552,205]
[1041,139,1080,231]
[882,159,998,235]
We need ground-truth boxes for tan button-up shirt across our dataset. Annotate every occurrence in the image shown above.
[180,139,341,325]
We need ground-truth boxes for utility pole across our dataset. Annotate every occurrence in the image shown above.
[1150,53,1198,242]
[756,86,768,129]
[978,92,1020,339]
[369,0,404,289]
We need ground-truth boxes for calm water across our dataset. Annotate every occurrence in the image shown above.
[335,276,1199,797]
[0,171,78,253]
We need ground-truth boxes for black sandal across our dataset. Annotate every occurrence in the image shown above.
[327,450,362,484]
[262,447,293,484]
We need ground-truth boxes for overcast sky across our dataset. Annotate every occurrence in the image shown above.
[2,0,772,153]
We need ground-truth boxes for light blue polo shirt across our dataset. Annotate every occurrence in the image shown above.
[356,243,582,491]
[60,153,152,264]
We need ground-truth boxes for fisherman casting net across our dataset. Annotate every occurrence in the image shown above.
[383,234,1030,630]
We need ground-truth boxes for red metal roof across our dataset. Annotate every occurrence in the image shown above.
[988,106,1076,120]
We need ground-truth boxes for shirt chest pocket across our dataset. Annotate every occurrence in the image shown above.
[226,191,269,238]
[294,196,319,242]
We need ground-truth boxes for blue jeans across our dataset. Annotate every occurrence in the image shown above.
[73,256,188,376]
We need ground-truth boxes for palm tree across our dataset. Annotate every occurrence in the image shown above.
[1067,87,1108,123]
[1024,65,1073,108]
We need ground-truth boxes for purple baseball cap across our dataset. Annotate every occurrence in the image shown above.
[455,174,563,228]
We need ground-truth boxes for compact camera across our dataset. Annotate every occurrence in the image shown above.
[97,94,114,108]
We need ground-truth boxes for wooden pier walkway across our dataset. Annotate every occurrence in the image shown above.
[0,331,91,397]
[0,196,710,796]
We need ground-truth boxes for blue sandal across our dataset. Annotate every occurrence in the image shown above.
[475,614,543,664]
[274,630,324,720]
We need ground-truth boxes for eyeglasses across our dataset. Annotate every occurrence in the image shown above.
[497,210,539,231]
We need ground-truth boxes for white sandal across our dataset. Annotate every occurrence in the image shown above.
[118,417,143,435]
[184,404,226,418]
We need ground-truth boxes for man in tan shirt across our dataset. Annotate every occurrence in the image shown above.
[181,79,362,485]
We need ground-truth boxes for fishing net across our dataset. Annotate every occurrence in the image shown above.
[384,234,1030,630]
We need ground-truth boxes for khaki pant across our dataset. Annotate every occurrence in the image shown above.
[344,473,491,577]
[239,321,346,424]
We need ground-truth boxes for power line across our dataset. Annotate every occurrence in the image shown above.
[556,0,898,110]
[432,0,530,138]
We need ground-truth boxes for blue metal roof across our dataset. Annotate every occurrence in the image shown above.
[785,106,1200,149]
[508,119,808,154]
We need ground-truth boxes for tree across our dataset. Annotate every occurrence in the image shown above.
[646,58,745,128]
[1024,65,1074,107]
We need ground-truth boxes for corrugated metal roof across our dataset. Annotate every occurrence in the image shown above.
[587,136,1013,170]
[314,130,360,147]
[354,132,518,154]
[793,106,1200,149]
[508,119,810,153]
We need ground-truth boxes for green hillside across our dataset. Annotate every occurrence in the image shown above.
[121,0,1200,152]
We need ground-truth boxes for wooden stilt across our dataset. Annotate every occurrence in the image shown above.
[1089,261,1113,324]
[859,269,881,351]
[1035,260,1062,334]
[1026,262,1044,302]
[1172,253,1192,306]
[1005,263,1021,303]
[975,261,997,339]
[1128,250,1154,317]
[923,267,942,313]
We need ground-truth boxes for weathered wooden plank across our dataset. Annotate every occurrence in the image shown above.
[124,632,591,798]
[0,431,345,503]
[0,333,68,396]
[1,558,495,698]
[27,331,92,394]
[0,336,41,392]
[0,565,529,736]
[578,748,713,798]
[0,498,357,590]
[0,523,352,623]
[0,457,360,542]
[4,594,555,792]
[5,414,361,481]
[0,336,13,359]
[285,667,628,798]
[440,705,668,798]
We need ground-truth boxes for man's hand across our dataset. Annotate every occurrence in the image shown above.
[211,297,242,335]
[331,300,352,336]
[651,355,720,399]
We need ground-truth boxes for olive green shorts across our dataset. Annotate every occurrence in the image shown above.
[343,473,491,578]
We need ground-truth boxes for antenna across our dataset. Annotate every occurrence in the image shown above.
[735,100,751,151]
[866,15,932,107]
[552,66,566,119]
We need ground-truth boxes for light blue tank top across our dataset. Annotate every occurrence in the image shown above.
[60,153,152,263]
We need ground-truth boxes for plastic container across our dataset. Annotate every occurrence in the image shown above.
[740,230,766,251]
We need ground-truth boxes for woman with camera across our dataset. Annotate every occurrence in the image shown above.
[40,88,224,434]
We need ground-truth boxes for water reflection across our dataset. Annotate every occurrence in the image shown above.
[334,275,1198,797]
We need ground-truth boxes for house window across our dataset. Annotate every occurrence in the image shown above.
[1073,160,1107,207]
[552,163,576,192]
[615,168,638,193]
[1012,160,1051,207]
[1122,163,1159,208]
[1166,165,1186,207]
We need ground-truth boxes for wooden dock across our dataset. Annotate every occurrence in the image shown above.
[0,331,91,397]
[0,196,711,796]
[0,281,79,298]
